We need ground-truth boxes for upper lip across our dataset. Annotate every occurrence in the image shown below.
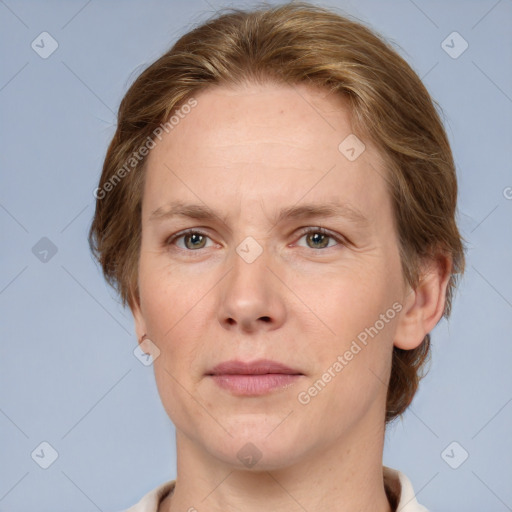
[207,359,302,376]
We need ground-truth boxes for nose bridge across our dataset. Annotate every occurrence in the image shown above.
[228,238,272,306]
[217,237,285,331]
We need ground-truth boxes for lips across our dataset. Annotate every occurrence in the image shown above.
[207,359,303,396]
[207,359,302,376]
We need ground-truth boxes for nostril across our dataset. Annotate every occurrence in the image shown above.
[260,316,271,322]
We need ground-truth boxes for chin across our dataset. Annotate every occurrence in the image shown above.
[198,421,309,471]
[217,442,305,472]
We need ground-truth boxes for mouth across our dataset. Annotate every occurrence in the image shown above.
[206,359,304,396]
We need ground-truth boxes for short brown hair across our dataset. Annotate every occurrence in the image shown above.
[88,1,466,423]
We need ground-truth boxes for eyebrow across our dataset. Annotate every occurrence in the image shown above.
[149,200,369,229]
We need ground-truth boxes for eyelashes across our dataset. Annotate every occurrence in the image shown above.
[166,229,214,251]
[165,226,347,252]
[295,227,345,250]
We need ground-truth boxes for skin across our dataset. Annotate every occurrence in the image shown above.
[130,81,451,512]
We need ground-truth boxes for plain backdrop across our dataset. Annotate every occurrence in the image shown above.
[1,0,511,511]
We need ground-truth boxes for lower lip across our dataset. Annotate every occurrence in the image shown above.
[210,374,302,395]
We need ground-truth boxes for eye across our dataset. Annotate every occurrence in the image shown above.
[165,227,346,252]
[295,227,344,250]
[166,229,214,250]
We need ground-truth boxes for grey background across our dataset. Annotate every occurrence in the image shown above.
[1,0,511,510]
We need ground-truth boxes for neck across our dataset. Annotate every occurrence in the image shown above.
[163,416,392,512]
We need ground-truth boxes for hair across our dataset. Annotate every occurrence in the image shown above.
[88,1,465,423]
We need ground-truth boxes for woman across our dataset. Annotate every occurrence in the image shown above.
[89,3,465,511]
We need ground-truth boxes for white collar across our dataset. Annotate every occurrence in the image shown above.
[383,466,429,511]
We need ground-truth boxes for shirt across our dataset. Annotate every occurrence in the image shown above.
[122,466,429,511]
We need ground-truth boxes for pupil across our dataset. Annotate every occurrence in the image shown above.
[309,232,328,248]
[187,234,204,249]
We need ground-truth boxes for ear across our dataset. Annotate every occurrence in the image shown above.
[129,288,147,346]
[394,253,452,350]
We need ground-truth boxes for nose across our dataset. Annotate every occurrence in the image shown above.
[216,244,287,333]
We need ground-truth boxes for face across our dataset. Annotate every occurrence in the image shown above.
[132,82,411,469]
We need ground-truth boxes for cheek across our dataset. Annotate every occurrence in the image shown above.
[138,254,221,377]
[138,263,197,375]
[294,262,397,342]
[296,261,399,392]
[139,264,206,423]
[139,256,200,331]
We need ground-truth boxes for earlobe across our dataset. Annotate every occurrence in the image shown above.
[129,290,147,345]
[394,254,452,350]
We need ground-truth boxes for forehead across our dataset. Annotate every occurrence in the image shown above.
[154,82,354,162]
[142,82,391,227]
